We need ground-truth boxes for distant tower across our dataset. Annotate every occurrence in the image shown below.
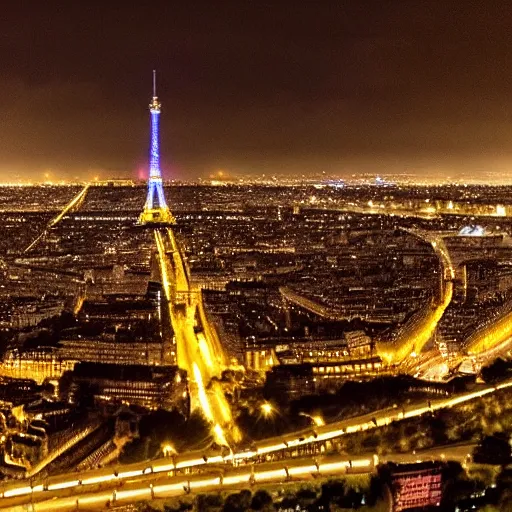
[139,70,175,225]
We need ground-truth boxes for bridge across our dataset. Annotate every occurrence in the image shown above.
[2,453,378,511]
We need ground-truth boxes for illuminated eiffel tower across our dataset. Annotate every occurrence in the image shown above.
[139,70,176,225]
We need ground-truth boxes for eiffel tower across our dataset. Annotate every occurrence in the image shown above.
[139,70,175,225]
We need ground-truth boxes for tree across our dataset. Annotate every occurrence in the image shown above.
[473,434,512,465]
[223,490,252,512]
[365,475,384,507]
[137,503,159,512]
[429,415,448,445]
[278,495,298,510]
[481,358,512,384]
[250,490,273,511]
[317,480,346,509]
[296,487,317,509]
[197,493,223,512]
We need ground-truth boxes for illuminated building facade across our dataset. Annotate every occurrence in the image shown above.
[58,339,164,366]
[139,71,175,225]
[390,464,442,511]
[69,363,189,413]
[1,348,75,384]
[264,358,384,399]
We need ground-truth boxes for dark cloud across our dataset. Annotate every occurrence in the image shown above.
[0,1,511,181]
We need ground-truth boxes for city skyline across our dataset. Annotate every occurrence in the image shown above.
[2,2,512,181]
[0,4,512,510]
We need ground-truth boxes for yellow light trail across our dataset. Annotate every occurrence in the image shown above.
[466,308,512,355]
[2,379,511,506]
[23,183,90,254]
[193,363,213,422]
[48,184,90,227]
[154,231,171,299]
[378,281,453,365]
[213,424,229,448]
[154,228,235,447]
[377,231,455,365]
[197,333,214,371]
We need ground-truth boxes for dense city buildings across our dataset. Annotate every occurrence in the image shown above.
[3,0,512,509]
[0,150,510,509]
[0,61,511,512]
[0,182,511,477]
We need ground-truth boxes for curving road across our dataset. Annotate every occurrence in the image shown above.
[377,229,454,365]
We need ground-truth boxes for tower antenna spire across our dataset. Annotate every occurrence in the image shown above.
[153,69,156,98]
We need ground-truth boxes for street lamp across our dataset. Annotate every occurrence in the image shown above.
[299,412,325,427]
[162,443,176,457]
[260,402,273,417]
[311,415,325,427]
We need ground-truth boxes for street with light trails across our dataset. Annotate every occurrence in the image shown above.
[154,228,239,446]
[0,444,475,512]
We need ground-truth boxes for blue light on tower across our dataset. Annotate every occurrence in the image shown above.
[139,71,175,224]
[149,89,161,179]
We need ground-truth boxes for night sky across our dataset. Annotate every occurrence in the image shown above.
[1,1,512,182]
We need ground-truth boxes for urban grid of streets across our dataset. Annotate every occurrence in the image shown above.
[1,183,512,510]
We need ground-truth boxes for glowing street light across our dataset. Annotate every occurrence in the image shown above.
[311,415,325,427]
[260,402,273,417]
[300,412,325,426]
[162,443,176,457]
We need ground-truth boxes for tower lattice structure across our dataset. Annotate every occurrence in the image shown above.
[139,71,176,225]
